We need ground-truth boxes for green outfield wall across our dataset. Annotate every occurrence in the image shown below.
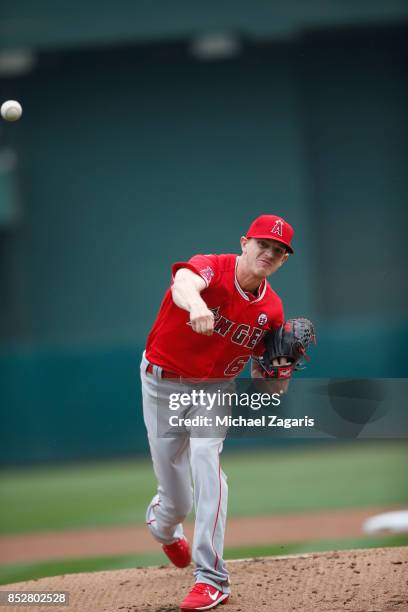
[0,321,407,465]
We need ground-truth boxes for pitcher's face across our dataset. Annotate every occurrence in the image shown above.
[240,237,289,278]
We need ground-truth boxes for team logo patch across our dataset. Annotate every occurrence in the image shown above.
[257,313,268,326]
[271,219,284,236]
[200,266,214,284]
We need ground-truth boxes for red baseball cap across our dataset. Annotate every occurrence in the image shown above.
[246,214,294,254]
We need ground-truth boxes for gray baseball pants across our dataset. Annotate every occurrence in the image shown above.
[140,352,230,593]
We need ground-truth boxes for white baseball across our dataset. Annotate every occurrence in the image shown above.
[1,100,23,122]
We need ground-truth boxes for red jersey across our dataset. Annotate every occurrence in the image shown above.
[145,254,284,379]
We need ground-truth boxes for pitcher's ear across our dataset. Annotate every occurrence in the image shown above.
[240,236,249,253]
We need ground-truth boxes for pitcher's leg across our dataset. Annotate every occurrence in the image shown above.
[144,437,193,544]
[141,361,193,544]
[190,437,230,593]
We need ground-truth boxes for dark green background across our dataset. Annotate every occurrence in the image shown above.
[0,23,407,465]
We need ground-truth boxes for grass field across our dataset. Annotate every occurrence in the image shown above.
[0,441,407,534]
[0,441,407,585]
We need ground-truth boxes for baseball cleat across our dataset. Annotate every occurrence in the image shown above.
[179,583,229,610]
[162,536,191,568]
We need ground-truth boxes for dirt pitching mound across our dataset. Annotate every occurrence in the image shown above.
[1,547,407,612]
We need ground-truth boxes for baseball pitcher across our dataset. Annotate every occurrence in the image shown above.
[140,214,314,611]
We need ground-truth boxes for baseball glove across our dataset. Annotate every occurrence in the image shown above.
[259,317,316,379]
